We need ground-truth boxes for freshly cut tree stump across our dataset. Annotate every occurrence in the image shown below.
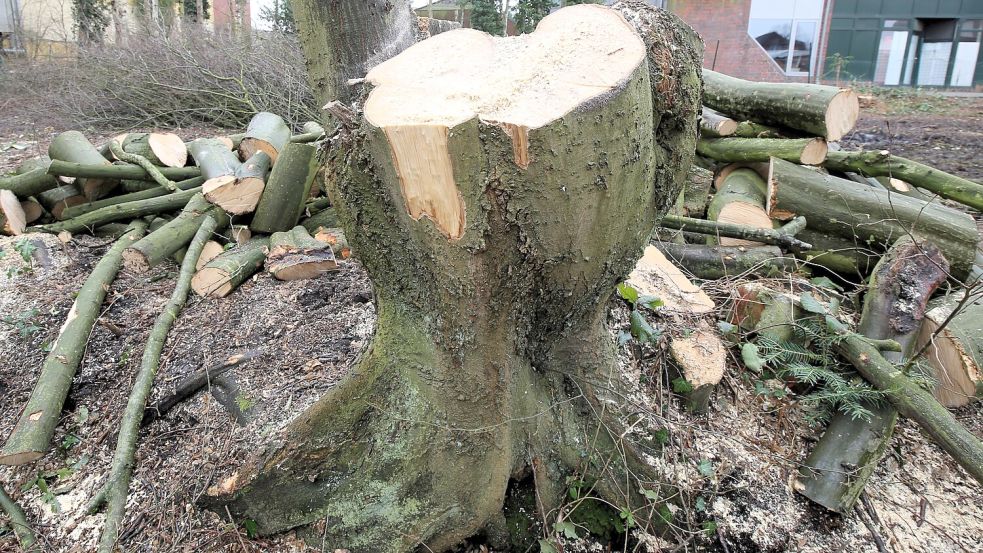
[669,323,726,413]
[768,158,979,281]
[239,112,291,163]
[918,293,983,408]
[121,132,188,168]
[797,237,949,514]
[702,69,859,141]
[203,151,272,215]
[123,194,230,273]
[37,184,87,220]
[49,131,118,200]
[0,221,147,465]
[700,106,737,137]
[706,167,771,246]
[0,157,59,198]
[0,190,27,235]
[266,226,339,280]
[249,143,318,233]
[205,3,703,550]
[627,244,714,314]
[697,137,828,165]
[192,237,271,297]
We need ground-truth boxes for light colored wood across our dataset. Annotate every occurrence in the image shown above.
[147,133,189,168]
[919,294,983,408]
[627,245,715,314]
[197,241,225,271]
[0,190,27,235]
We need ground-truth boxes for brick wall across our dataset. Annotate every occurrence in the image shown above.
[668,0,813,83]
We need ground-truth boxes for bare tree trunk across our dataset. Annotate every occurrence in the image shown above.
[196,0,204,25]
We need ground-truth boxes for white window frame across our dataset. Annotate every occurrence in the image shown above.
[747,0,823,77]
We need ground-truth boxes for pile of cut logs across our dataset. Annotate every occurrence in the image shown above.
[627,68,983,515]
[0,112,348,298]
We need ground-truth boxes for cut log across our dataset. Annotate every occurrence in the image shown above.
[824,283,983,487]
[699,106,737,137]
[266,226,339,281]
[48,131,118,201]
[239,112,291,163]
[702,69,859,141]
[627,244,715,314]
[729,282,802,342]
[120,180,159,193]
[659,214,811,252]
[697,137,828,165]
[191,237,270,298]
[35,187,200,234]
[121,132,188,168]
[0,483,39,552]
[91,216,217,552]
[680,165,713,218]
[61,176,206,220]
[312,227,351,259]
[918,293,983,408]
[655,243,799,280]
[290,121,326,143]
[669,324,727,413]
[205,2,704,545]
[249,143,318,234]
[733,120,784,139]
[47,160,200,182]
[300,206,340,234]
[37,184,86,220]
[792,228,880,277]
[0,221,147,465]
[0,190,27,235]
[203,151,271,215]
[797,237,949,514]
[824,149,983,212]
[123,194,229,273]
[706,167,771,246]
[223,225,252,246]
[20,198,44,224]
[187,138,241,182]
[713,161,769,190]
[109,140,179,193]
[0,158,59,198]
[768,158,979,281]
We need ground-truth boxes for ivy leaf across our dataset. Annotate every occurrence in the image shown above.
[629,310,659,344]
[799,292,826,315]
[641,488,659,501]
[717,321,737,334]
[653,428,670,445]
[697,459,714,477]
[741,342,765,372]
[638,295,664,310]
[554,520,579,539]
[539,540,559,553]
[620,508,636,528]
[617,282,639,304]
[810,276,843,291]
[672,377,693,394]
[695,496,706,512]
[242,519,259,539]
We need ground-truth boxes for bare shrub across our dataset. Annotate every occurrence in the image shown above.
[4,27,318,130]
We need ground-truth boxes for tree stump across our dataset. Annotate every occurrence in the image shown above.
[206,3,701,551]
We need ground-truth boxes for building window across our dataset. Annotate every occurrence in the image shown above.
[747,0,824,76]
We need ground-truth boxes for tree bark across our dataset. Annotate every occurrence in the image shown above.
[290,121,326,143]
[824,149,983,212]
[679,165,713,218]
[191,237,270,298]
[660,214,810,252]
[0,221,148,465]
[240,112,292,163]
[654,243,798,280]
[123,194,229,272]
[49,131,119,201]
[0,158,59,198]
[699,106,736,137]
[35,187,200,234]
[204,2,703,550]
[797,237,949,514]
[792,228,880,278]
[266,225,339,280]
[0,483,39,552]
[733,120,784,139]
[62,176,206,220]
[697,137,828,165]
[120,133,188,168]
[109,140,179,193]
[203,151,271,215]
[249,143,317,233]
[187,138,241,181]
[36,184,86,220]
[47,160,200,181]
[768,158,979,281]
[292,0,416,108]
[702,69,859,141]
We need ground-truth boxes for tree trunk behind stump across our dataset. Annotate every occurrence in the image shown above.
[204,3,702,551]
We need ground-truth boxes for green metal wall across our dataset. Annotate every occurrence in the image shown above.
[825,0,983,85]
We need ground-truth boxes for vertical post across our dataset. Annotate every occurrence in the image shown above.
[502,0,509,36]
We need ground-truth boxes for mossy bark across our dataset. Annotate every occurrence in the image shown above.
[205,4,703,551]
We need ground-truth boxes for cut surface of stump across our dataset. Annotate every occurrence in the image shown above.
[0,190,27,235]
[627,244,715,314]
[204,3,703,552]
[362,5,645,239]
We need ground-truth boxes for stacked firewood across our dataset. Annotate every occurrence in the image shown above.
[633,68,983,515]
[0,113,349,298]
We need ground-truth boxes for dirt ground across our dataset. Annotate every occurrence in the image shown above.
[1,95,982,552]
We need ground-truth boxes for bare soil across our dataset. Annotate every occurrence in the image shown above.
[0,97,981,552]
